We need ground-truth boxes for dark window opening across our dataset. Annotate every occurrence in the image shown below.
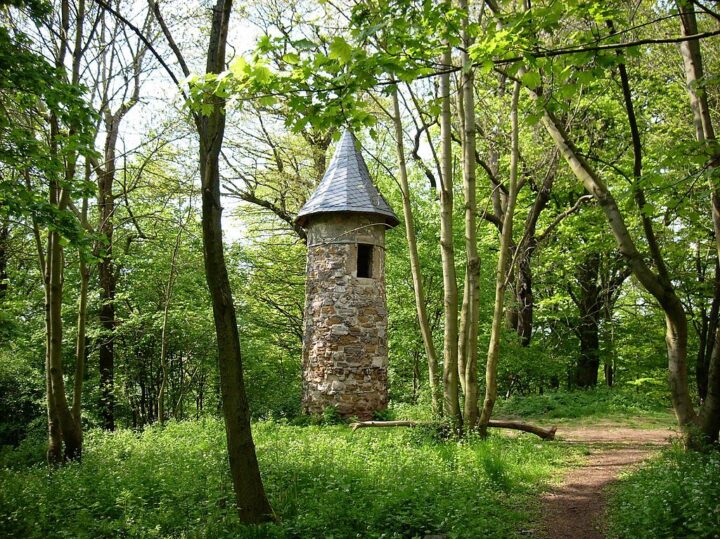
[357,244,373,278]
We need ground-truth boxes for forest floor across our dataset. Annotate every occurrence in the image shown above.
[533,422,677,539]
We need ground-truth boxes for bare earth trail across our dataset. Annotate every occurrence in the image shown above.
[534,424,676,539]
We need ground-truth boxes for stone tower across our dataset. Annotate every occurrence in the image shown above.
[296,129,399,419]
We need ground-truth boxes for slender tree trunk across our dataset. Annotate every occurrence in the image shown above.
[515,253,533,345]
[457,270,469,396]
[158,288,171,424]
[605,361,614,387]
[30,203,61,464]
[158,208,186,424]
[97,171,116,430]
[0,217,7,300]
[72,195,90,425]
[94,0,149,431]
[678,1,720,442]
[195,0,273,522]
[45,275,62,465]
[456,73,469,399]
[459,0,480,428]
[391,88,441,415]
[701,263,720,400]
[439,47,461,425]
[479,81,520,435]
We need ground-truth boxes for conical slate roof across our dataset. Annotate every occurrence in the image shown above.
[296,129,399,228]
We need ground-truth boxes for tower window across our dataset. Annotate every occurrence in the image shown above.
[357,244,373,278]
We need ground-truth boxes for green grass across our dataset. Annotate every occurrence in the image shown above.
[493,387,675,427]
[606,444,720,539]
[0,419,579,538]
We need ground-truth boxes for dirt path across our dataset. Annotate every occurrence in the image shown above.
[536,425,675,539]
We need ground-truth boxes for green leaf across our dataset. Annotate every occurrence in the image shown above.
[521,71,542,90]
[557,83,577,99]
[251,64,272,84]
[282,53,300,65]
[526,109,544,126]
[229,57,249,79]
[328,36,353,65]
[258,95,277,107]
[293,38,317,50]
[575,70,596,85]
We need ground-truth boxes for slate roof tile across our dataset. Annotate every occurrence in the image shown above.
[296,129,399,228]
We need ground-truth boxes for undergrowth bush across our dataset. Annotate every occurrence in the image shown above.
[607,445,720,539]
[0,418,577,538]
[494,386,670,420]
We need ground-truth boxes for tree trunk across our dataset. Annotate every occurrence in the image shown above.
[94,0,148,431]
[47,220,83,461]
[457,270,469,397]
[514,159,556,346]
[517,11,697,430]
[605,362,614,387]
[97,169,116,430]
[158,205,187,424]
[515,253,533,346]
[702,264,719,400]
[704,330,720,443]
[678,1,720,442]
[195,0,273,522]
[72,227,89,424]
[31,209,62,464]
[439,46,461,425]
[391,87,441,415]
[43,0,83,460]
[0,217,7,300]
[45,309,62,465]
[577,322,600,387]
[459,0,480,428]
[694,256,718,401]
[479,81,520,435]
[158,286,171,424]
[573,253,602,388]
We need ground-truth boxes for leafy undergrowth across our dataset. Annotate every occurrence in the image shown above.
[607,445,720,539]
[493,387,674,426]
[0,419,578,538]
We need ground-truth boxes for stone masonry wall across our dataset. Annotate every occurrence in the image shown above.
[301,213,389,419]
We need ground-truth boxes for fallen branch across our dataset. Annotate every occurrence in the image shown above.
[486,420,557,440]
[348,420,557,440]
[350,420,427,431]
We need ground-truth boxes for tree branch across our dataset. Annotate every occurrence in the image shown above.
[536,195,594,243]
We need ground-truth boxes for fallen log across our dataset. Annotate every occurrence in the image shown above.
[348,419,557,440]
